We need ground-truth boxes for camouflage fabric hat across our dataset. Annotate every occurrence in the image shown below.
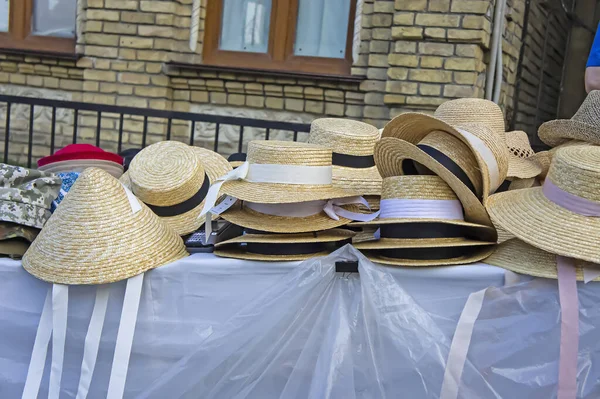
[0,164,62,229]
[0,221,39,242]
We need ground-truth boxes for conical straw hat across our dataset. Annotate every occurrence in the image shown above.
[22,168,188,285]
[308,118,382,195]
[128,141,231,236]
[484,238,600,281]
[505,130,542,179]
[382,98,510,199]
[538,90,600,147]
[487,145,600,263]
[374,137,493,227]
[214,228,354,261]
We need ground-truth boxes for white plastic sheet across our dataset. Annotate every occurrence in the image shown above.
[2,246,599,397]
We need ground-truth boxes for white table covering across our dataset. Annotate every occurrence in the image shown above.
[1,245,598,398]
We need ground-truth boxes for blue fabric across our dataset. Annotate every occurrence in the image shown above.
[51,172,80,212]
[587,24,600,67]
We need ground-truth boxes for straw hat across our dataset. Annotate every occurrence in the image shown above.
[360,245,495,267]
[487,145,600,263]
[128,141,231,236]
[505,130,542,179]
[484,238,600,281]
[227,153,247,169]
[538,90,600,147]
[219,140,359,203]
[214,228,354,261]
[529,140,593,181]
[308,118,382,195]
[383,98,510,198]
[22,168,188,285]
[374,137,494,227]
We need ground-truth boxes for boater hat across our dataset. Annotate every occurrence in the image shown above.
[214,228,355,261]
[374,137,493,227]
[487,146,600,264]
[484,238,600,281]
[382,98,510,198]
[505,130,543,179]
[308,118,382,195]
[538,90,600,147]
[128,141,231,236]
[352,175,496,266]
[22,168,187,284]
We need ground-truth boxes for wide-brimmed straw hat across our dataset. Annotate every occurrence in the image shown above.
[538,90,600,147]
[374,137,493,227]
[214,228,354,261]
[360,243,495,267]
[382,98,510,198]
[128,141,231,236]
[529,140,593,182]
[505,130,542,179]
[308,118,382,195]
[487,145,600,263]
[22,168,188,285]
[485,238,600,281]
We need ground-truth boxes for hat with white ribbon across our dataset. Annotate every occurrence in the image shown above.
[200,140,378,234]
[382,98,510,200]
[21,168,187,399]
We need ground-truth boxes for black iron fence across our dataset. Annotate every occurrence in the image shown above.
[0,94,312,168]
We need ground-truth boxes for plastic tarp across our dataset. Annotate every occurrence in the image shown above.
[1,245,599,398]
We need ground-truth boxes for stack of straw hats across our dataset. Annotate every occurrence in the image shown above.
[38,144,124,178]
[210,140,375,261]
[484,145,600,279]
[126,141,231,236]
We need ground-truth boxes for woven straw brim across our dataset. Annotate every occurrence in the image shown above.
[193,147,233,181]
[538,119,600,147]
[507,177,538,190]
[22,168,188,285]
[362,245,495,267]
[484,238,600,281]
[215,228,354,247]
[495,226,514,243]
[119,170,131,189]
[332,165,382,195]
[350,226,379,243]
[375,138,493,227]
[214,249,329,262]
[220,180,360,204]
[487,187,600,263]
[382,113,509,198]
[530,151,551,180]
[364,195,380,211]
[230,161,245,168]
[220,203,361,233]
[354,237,495,250]
[507,155,542,179]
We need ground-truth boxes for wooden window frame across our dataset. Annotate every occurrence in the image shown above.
[203,0,357,76]
[0,0,76,54]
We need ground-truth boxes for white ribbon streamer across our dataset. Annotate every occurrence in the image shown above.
[189,0,201,51]
[22,288,53,399]
[379,199,464,220]
[245,163,332,185]
[106,273,144,399]
[76,286,110,399]
[121,183,142,214]
[49,284,69,399]
[456,127,501,193]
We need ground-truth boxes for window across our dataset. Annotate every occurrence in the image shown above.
[204,0,357,76]
[0,0,76,54]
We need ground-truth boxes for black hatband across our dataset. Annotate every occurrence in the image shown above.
[332,152,376,168]
[146,173,210,217]
[380,223,468,239]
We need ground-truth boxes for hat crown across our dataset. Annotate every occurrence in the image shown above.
[572,90,600,125]
[435,98,506,135]
[129,141,206,207]
[308,118,379,156]
[247,140,332,166]
[547,146,600,202]
[382,175,459,201]
[506,130,534,158]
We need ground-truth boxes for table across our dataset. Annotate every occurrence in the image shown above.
[1,245,598,398]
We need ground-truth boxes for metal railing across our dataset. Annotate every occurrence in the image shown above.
[0,94,312,168]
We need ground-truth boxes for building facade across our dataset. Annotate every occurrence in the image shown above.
[0,0,593,164]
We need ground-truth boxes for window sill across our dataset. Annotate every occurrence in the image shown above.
[166,62,365,84]
[0,47,80,61]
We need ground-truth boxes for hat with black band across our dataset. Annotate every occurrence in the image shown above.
[128,141,232,235]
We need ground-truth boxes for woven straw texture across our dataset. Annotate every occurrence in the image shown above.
[363,245,495,267]
[374,137,493,227]
[119,170,131,188]
[538,91,600,147]
[530,141,593,181]
[485,238,600,281]
[220,202,360,233]
[214,228,353,261]
[504,131,542,179]
[22,168,188,285]
[332,166,382,196]
[128,141,231,235]
[508,177,538,190]
[221,140,359,203]
[486,146,600,263]
[309,118,380,156]
[354,237,495,250]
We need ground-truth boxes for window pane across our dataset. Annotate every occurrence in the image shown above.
[219,0,271,53]
[294,0,351,59]
[32,0,76,38]
[0,0,8,32]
